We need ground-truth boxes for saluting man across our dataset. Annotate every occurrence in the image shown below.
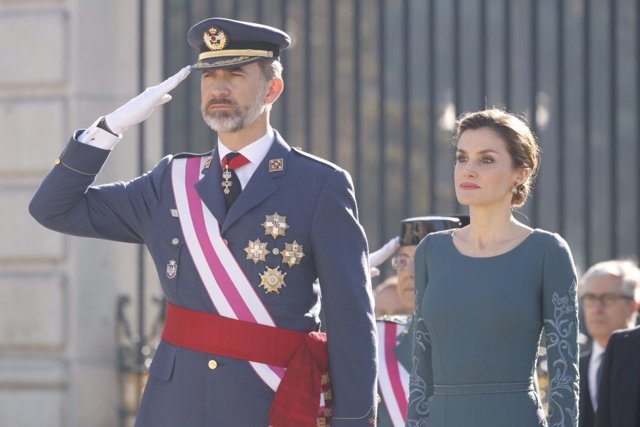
[374,216,465,427]
[30,17,377,427]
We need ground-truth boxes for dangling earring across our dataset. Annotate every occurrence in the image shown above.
[511,185,518,195]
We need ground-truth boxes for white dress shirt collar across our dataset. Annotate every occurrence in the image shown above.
[217,126,274,166]
[589,341,606,410]
[216,127,274,189]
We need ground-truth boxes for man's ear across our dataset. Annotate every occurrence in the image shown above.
[265,77,284,105]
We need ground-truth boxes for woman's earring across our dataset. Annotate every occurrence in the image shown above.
[511,185,518,195]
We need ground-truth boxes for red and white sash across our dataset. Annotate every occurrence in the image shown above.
[171,156,284,391]
[378,320,410,427]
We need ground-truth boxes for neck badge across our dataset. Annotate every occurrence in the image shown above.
[221,166,233,195]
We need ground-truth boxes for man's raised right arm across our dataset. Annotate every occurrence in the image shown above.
[29,67,191,241]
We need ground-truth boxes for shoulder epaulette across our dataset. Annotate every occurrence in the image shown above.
[290,147,340,170]
[172,150,213,159]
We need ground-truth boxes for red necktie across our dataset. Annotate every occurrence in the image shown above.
[221,152,250,209]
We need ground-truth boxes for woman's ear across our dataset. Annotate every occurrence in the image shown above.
[517,167,532,185]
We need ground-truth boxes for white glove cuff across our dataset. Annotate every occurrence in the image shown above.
[77,117,122,150]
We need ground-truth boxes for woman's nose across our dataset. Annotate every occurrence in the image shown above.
[462,163,477,177]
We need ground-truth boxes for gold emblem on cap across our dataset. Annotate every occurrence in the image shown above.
[259,266,286,293]
[203,26,228,51]
[282,240,304,267]
[262,213,289,239]
[245,239,269,264]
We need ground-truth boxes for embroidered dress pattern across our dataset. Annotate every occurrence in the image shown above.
[406,231,578,426]
[544,288,579,427]
[407,315,431,427]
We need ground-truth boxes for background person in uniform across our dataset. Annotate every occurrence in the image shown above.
[577,259,640,427]
[595,323,640,427]
[375,216,464,427]
[407,109,579,426]
[374,276,406,317]
[29,17,377,427]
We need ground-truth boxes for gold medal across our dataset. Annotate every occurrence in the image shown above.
[262,213,289,238]
[259,266,286,294]
[281,240,304,267]
[244,239,269,264]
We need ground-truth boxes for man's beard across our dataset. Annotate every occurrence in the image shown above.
[201,82,267,133]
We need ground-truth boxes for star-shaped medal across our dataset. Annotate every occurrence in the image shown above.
[281,240,304,267]
[262,213,289,239]
[244,239,269,264]
[259,266,287,294]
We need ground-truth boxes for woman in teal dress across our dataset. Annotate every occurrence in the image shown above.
[407,109,579,427]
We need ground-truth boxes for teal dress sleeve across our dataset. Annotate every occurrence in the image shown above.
[542,233,579,427]
[407,236,434,426]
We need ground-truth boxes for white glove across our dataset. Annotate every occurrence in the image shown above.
[370,267,381,278]
[104,65,191,134]
[369,236,400,268]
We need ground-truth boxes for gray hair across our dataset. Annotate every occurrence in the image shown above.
[258,58,283,81]
[580,259,640,301]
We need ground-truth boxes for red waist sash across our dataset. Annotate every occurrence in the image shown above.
[161,303,331,427]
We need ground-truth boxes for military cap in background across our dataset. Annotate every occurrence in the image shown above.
[399,215,469,246]
[188,17,291,70]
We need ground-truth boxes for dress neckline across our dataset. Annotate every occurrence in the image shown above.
[448,228,538,260]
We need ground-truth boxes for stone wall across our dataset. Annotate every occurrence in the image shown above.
[0,1,164,426]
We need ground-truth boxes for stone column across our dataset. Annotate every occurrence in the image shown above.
[0,1,164,426]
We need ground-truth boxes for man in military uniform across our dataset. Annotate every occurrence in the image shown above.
[30,17,377,427]
[375,216,465,427]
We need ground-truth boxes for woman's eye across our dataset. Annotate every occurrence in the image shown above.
[481,156,494,164]
[456,156,467,163]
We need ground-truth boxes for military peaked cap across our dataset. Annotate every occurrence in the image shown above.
[188,17,291,70]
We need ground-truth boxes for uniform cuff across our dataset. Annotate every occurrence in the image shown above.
[77,116,122,150]
[54,138,111,175]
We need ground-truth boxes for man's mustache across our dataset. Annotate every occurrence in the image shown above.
[206,98,237,108]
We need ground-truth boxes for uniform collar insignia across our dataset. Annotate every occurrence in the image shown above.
[269,158,284,172]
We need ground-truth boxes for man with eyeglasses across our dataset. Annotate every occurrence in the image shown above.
[373,216,466,427]
[578,259,640,427]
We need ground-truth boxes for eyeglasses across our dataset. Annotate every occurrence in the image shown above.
[391,254,413,273]
[581,293,633,307]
